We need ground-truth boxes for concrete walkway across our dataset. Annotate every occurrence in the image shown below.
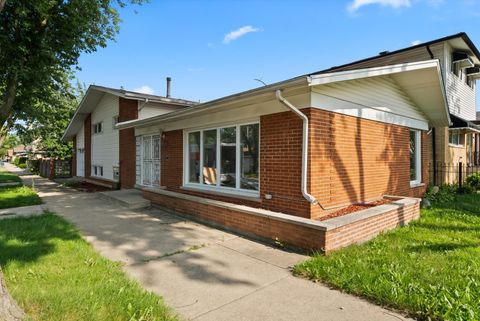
[5,163,412,321]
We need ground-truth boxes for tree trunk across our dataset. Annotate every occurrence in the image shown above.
[0,75,17,130]
[0,1,5,13]
[0,268,25,321]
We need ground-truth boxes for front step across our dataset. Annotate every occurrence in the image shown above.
[98,189,151,210]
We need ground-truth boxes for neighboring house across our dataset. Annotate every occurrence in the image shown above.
[315,32,480,183]
[7,145,26,162]
[62,83,197,188]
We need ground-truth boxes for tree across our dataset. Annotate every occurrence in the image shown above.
[13,72,83,159]
[0,268,25,321]
[0,0,147,130]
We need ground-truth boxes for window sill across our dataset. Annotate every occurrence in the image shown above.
[449,144,465,148]
[181,184,261,202]
[410,182,425,188]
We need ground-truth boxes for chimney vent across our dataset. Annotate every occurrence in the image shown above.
[166,77,171,98]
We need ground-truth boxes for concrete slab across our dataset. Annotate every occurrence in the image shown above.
[219,236,307,269]
[124,243,290,319]
[194,275,410,321]
[0,205,45,219]
[99,189,151,209]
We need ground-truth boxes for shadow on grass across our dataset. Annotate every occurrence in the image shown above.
[408,241,480,253]
[0,213,80,266]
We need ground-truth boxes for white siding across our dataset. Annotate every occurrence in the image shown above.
[443,43,477,120]
[76,124,85,177]
[311,75,429,130]
[91,94,119,180]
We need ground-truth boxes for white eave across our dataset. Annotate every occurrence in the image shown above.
[308,60,451,128]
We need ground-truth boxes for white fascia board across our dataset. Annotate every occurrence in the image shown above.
[307,60,441,86]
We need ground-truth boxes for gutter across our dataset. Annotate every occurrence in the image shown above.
[275,90,318,205]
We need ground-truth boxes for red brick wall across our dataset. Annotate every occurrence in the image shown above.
[324,201,420,253]
[119,97,138,189]
[144,190,325,250]
[72,135,77,176]
[84,115,91,177]
[153,108,428,220]
[308,108,428,219]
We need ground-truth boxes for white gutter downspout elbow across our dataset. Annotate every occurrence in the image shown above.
[138,98,149,111]
[275,90,318,205]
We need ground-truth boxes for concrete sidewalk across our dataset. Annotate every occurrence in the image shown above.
[6,163,412,321]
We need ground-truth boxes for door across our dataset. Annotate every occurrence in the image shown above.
[141,135,160,186]
[77,148,85,177]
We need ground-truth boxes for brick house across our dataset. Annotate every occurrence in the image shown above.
[63,33,479,252]
[61,83,197,188]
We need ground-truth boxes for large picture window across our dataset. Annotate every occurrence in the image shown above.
[185,122,259,196]
[409,130,421,185]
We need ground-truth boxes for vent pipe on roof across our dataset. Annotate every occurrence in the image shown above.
[166,77,171,98]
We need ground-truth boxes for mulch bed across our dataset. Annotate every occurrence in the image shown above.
[68,182,111,193]
[319,199,393,221]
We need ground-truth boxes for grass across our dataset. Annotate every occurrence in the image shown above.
[293,194,480,321]
[0,167,22,183]
[0,186,42,209]
[0,213,178,321]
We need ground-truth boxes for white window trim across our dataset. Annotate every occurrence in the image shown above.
[92,165,104,177]
[92,122,104,135]
[410,130,422,187]
[183,121,260,198]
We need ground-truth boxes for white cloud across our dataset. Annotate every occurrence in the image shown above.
[223,25,260,44]
[347,0,411,12]
[133,85,154,95]
[411,40,422,45]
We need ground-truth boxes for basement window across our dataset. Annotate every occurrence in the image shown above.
[185,122,259,196]
[93,165,103,177]
[409,130,421,186]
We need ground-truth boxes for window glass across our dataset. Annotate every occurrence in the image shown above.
[152,135,160,159]
[410,131,417,181]
[188,132,200,183]
[220,127,236,188]
[203,129,217,185]
[240,124,259,191]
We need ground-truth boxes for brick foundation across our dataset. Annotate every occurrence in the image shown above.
[143,188,420,253]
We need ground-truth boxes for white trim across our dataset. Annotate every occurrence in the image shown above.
[183,121,260,196]
[139,134,161,187]
[308,60,441,86]
[409,130,422,186]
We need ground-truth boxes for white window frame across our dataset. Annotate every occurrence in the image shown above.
[449,131,465,147]
[140,134,161,187]
[183,121,260,198]
[92,165,103,177]
[410,130,422,187]
[92,122,103,135]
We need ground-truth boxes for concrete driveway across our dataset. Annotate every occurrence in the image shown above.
[11,168,411,320]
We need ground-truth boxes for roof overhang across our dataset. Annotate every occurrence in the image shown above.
[62,85,197,142]
[449,113,480,133]
[116,77,307,130]
[308,60,451,128]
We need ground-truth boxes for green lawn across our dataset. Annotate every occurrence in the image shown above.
[0,214,177,321]
[0,186,42,209]
[0,167,22,183]
[293,194,480,321]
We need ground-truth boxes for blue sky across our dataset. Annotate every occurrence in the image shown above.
[76,0,480,110]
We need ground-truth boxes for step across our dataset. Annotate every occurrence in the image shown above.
[98,189,151,210]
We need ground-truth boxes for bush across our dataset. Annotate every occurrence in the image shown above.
[18,164,27,169]
[13,156,27,166]
[466,172,480,191]
[424,184,457,203]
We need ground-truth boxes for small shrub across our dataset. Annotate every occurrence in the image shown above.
[466,172,480,191]
[18,164,27,169]
[424,184,457,203]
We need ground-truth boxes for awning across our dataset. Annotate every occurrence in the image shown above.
[449,114,480,133]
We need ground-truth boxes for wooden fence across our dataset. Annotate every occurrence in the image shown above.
[29,158,72,179]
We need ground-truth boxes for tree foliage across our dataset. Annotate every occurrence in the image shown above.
[0,0,147,157]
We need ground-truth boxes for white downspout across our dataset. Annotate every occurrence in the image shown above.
[275,90,318,205]
[138,98,149,112]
